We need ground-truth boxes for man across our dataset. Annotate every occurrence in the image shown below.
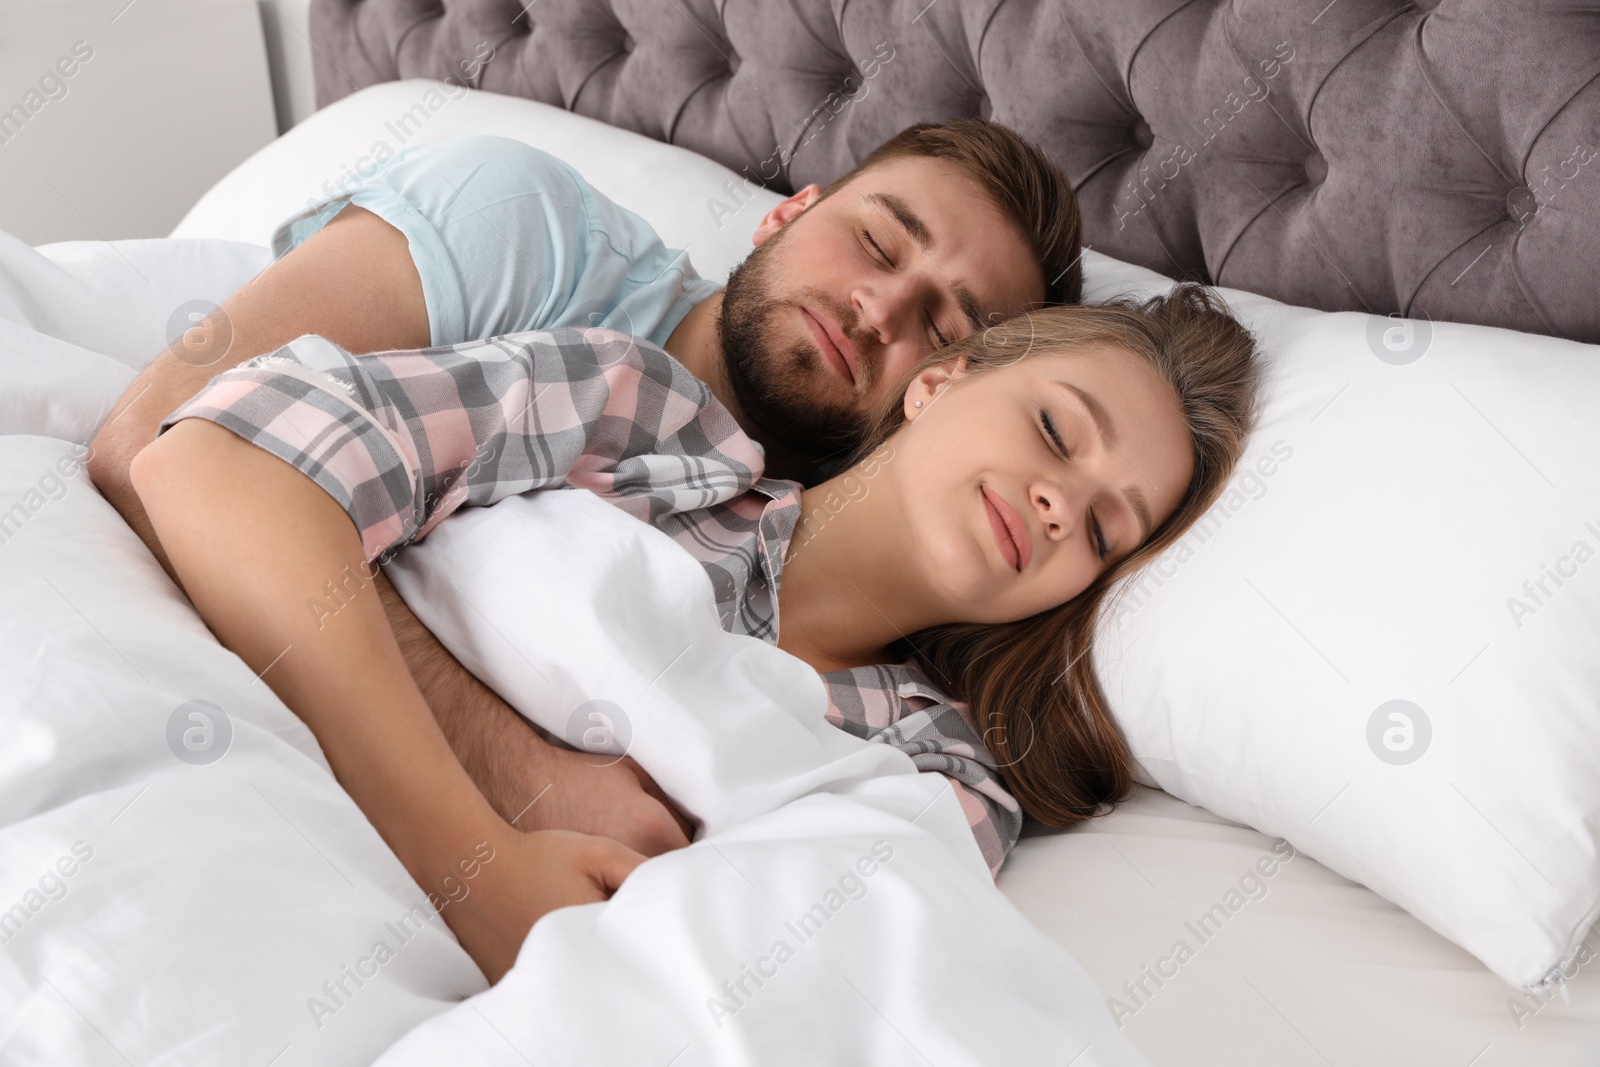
[89,118,1082,857]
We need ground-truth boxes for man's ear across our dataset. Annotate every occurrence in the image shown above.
[903,357,969,420]
[752,184,823,246]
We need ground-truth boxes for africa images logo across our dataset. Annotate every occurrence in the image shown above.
[166,699,232,766]
[1366,313,1432,366]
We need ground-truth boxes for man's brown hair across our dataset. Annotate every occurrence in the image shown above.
[820,119,1083,307]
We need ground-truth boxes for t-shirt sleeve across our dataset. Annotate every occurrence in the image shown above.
[270,135,715,349]
[155,327,763,563]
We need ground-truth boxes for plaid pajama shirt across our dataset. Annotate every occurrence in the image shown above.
[159,327,1022,874]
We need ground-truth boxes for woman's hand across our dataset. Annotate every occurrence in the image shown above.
[446,827,645,983]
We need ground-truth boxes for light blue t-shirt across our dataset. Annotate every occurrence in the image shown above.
[271,136,720,349]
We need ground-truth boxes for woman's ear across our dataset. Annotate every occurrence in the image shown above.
[903,358,969,420]
[752,185,823,246]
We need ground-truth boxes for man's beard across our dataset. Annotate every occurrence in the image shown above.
[717,227,876,461]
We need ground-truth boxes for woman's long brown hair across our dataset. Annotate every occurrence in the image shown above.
[847,284,1265,826]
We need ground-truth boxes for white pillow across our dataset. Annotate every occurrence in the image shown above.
[170,81,782,285]
[0,436,480,1063]
[1082,259,1600,992]
[0,231,269,441]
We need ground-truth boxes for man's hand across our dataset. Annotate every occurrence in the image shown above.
[373,570,694,857]
[509,751,692,857]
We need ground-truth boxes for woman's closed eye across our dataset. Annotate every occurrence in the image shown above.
[1040,409,1068,458]
[1039,409,1110,561]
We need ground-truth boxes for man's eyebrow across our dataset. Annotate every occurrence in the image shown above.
[865,192,987,333]
[1054,379,1152,542]
[864,192,931,250]
[952,283,986,334]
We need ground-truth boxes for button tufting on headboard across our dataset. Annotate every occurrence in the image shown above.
[307,0,1600,342]
[1506,186,1538,226]
[1303,151,1326,186]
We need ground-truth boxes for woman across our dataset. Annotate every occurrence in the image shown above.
[128,284,1261,982]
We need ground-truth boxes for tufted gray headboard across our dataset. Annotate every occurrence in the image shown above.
[309,0,1600,343]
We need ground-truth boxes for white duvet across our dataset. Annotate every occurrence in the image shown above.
[0,235,1145,1064]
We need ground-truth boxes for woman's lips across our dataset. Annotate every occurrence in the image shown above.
[982,486,1032,573]
[800,307,857,386]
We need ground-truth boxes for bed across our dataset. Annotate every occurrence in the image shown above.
[3,2,1598,1063]
[179,79,1600,1062]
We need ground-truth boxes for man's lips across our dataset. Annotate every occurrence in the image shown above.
[800,306,858,386]
[982,486,1032,573]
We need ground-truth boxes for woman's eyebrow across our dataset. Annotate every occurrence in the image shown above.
[1056,379,1119,447]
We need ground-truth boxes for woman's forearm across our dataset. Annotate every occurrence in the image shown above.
[129,418,643,980]
[133,419,497,860]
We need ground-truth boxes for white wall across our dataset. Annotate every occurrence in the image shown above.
[257,0,316,134]
[0,0,279,244]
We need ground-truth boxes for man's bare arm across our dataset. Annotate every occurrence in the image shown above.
[372,570,693,856]
[87,205,429,573]
[376,568,543,819]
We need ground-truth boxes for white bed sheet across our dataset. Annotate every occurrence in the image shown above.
[17,78,1594,1063]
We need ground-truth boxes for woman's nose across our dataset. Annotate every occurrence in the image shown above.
[1033,481,1072,540]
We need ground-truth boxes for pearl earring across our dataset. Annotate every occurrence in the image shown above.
[914,400,924,408]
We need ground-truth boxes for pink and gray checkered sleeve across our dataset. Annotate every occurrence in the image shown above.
[821,663,1024,878]
[157,327,763,563]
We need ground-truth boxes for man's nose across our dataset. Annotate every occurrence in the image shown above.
[853,272,924,346]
